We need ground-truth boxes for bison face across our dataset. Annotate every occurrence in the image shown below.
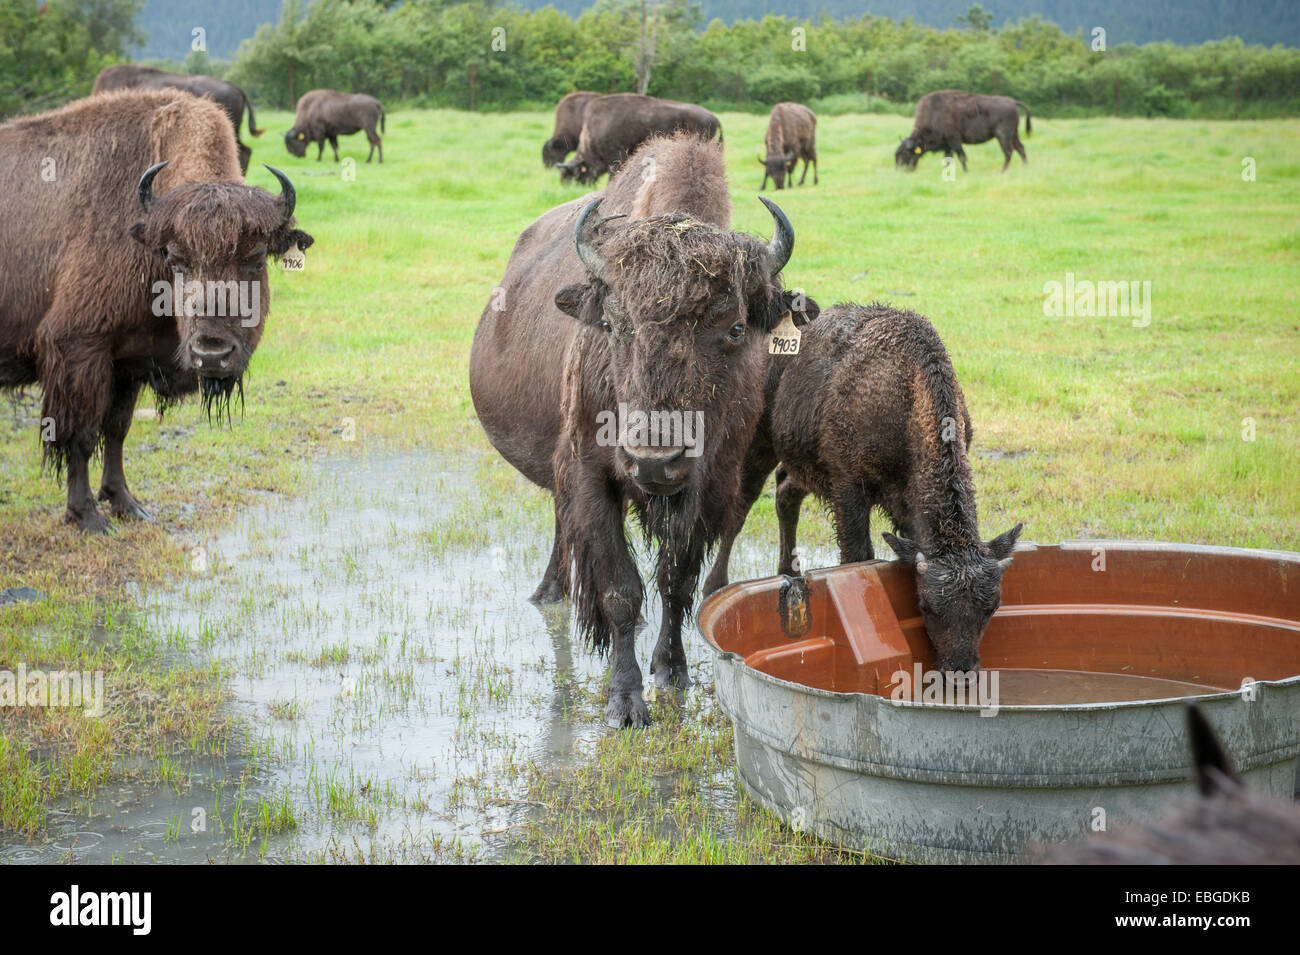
[883,524,1024,678]
[285,128,309,158]
[758,151,796,189]
[542,137,570,168]
[129,162,313,414]
[895,137,923,170]
[555,198,817,500]
[557,159,592,184]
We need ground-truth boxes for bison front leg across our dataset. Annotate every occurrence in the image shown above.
[703,447,777,598]
[39,336,113,532]
[651,537,707,692]
[529,510,566,604]
[98,378,151,521]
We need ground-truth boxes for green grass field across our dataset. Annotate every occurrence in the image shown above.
[1,108,1297,858]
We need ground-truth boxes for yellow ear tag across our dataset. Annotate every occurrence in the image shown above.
[768,311,801,356]
[281,242,305,272]
[914,146,922,154]
[297,133,305,140]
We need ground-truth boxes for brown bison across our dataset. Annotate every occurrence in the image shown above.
[285,90,386,163]
[1035,704,1300,864]
[542,91,600,168]
[759,102,818,190]
[92,65,264,175]
[703,303,1022,678]
[0,89,312,532]
[895,90,1030,172]
[470,134,816,727]
[557,94,722,185]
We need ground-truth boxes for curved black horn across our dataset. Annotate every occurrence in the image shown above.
[137,160,169,212]
[758,195,794,276]
[263,164,296,222]
[574,198,609,282]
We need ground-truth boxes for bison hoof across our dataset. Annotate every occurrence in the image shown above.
[67,508,114,535]
[652,657,692,691]
[529,576,565,604]
[99,489,152,522]
[604,691,650,729]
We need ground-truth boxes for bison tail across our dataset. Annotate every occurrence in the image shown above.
[380,106,386,134]
[246,95,264,137]
[1017,100,1032,136]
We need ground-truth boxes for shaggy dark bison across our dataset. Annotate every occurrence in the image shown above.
[92,65,264,175]
[703,303,1022,678]
[557,94,721,185]
[1035,705,1300,864]
[542,91,600,168]
[896,90,1030,172]
[759,102,817,190]
[470,134,816,727]
[0,89,312,532]
[285,90,386,163]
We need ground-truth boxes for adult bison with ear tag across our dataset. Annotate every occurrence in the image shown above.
[0,88,313,532]
[470,133,817,727]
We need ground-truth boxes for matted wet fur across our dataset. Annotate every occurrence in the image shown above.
[703,303,1021,675]
[0,88,312,532]
[1033,705,1300,864]
[470,133,816,728]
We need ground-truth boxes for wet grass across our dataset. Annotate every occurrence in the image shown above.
[1,109,1297,861]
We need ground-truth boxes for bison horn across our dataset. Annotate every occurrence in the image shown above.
[263,164,296,222]
[137,160,169,212]
[574,198,612,282]
[758,196,794,276]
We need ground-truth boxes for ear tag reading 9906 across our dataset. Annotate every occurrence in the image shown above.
[281,242,305,272]
[768,310,801,356]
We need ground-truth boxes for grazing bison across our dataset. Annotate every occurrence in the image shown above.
[1035,705,1300,864]
[703,303,1022,678]
[470,134,816,727]
[0,89,312,532]
[758,102,818,190]
[542,91,600,168]
[557,94,721,185]
[895,90,1030,172]
[92,65,264,175]
[285,90,386,163]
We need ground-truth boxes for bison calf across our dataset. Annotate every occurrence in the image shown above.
[759,102,817,190]
[704,303,1022,678]
[896,90,1030,173]
[1034,704,1300,864]
[0,89,312,532]
[285,90,386,164]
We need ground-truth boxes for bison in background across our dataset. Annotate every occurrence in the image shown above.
[470,133,816,727]
[1034,704,1300,864]
[556,94,721,185]
[759,102,818,190]
[285,90,386,163]
[702,302,1022,677]
[0,89,312,532]
[542,91,600,167]
[896,90,1030,172]
[92,65,264,175]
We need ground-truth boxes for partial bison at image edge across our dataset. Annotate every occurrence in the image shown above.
[0,88,313,533]
[470,133,817,728]
[285,89,387,164]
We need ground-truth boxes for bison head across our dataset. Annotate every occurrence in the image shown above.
[554,197,817,505]
[557,158,600,185]
[895,137,924,170]
[128,161,313,417]
[284,128,309,158]
[542,137,571,168]
[758,150,796,189]
[883,523,1024,679]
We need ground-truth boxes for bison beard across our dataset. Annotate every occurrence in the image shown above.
[200,373,243,425]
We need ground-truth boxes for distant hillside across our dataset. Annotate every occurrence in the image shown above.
[133,0,1300,61]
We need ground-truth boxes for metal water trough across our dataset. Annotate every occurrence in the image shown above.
[697,541,1300,863]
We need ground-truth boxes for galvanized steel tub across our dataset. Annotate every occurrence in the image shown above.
[698,541,1300,864]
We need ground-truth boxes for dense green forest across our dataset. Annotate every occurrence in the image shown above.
[3,0,1299,118]
[132,0,1300,60]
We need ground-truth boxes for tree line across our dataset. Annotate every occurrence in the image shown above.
[3,0,1299,119]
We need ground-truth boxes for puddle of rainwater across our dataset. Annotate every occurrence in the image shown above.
[2,449,826,863]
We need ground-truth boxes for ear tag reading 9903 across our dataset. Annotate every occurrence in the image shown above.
[281,242,305,272]
[768,310,800,356]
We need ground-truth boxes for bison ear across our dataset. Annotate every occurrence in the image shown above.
[882,532,921,565]
[270,228,314,258]
[553,283,587,319]
[786,290,820,328]
[987,522,1024,561]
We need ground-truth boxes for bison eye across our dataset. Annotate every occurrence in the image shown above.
[599,319,612,333]
[728,321,746,340]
